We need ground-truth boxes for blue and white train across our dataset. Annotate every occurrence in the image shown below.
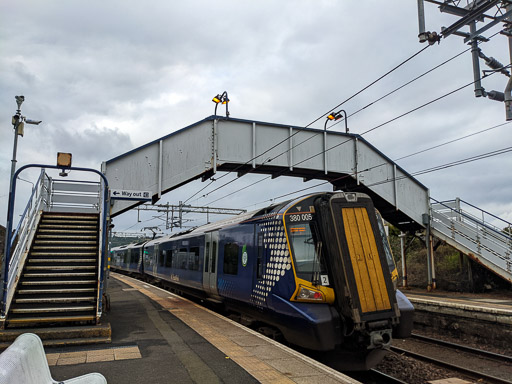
[110,192,413,369]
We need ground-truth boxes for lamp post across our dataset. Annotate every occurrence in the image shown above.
[3,97,41,260]
[7,96,41,207]
[212,91,230,117]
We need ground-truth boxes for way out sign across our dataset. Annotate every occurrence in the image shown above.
[110,189,152,201]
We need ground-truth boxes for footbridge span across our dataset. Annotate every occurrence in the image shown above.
[103,115,512,284]
[103,116,429,232]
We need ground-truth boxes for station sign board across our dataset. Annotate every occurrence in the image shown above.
[110,189,152,201]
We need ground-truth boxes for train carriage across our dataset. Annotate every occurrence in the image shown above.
[110,191,413,369]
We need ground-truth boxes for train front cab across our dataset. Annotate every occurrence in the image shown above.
[280,192,403,353]
[313,192,400,348]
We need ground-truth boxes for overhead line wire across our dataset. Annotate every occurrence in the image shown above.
[198,44,478,202]
[202,73,492,207]
[182,45,432,204]
[247,144,512,209]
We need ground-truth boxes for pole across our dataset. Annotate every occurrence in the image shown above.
[426,223,433,291]
[430,234,436,290]
[470,22,485,97]
[399,232,408,288]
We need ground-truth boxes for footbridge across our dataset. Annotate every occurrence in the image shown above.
[103,115,512,283]
[103,116,429,232]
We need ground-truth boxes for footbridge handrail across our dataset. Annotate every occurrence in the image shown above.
[430,197,512,282]
[433,198,512,239]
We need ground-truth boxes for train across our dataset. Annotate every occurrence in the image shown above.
[110,191,414,370]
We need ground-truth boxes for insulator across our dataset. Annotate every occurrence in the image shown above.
[487,90,505,102]
[485,56,505,71]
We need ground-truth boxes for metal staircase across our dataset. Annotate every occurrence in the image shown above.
[6,213,99,327]
[430,198,512,283]
[1,167,111,346]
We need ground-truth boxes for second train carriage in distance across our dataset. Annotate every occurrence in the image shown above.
[110,192,414,370]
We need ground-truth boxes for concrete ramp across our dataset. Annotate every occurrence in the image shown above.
[103,116,429,231]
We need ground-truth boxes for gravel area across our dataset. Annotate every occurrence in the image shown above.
[375,351,458,384]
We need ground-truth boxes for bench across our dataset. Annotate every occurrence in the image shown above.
[0,333,107,384]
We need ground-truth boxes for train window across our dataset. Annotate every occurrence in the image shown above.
[375,211,396,273]
[171,249,178,269]
[165,250,173,268]
[223,243,239,275]
[159,249,165,267]
[205,242,210,272]
[178,248,188,269]
[144,247,153,268]
[189,247,200,271]
[257,233,263,279]
[211,241,217,273]
[287,222,327,282]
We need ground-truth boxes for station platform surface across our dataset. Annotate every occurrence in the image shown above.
[47,272,358,384]
[403,288,512,324]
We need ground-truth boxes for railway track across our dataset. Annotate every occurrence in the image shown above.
[410,333,512,364]
[349,369,408,384]
[390,333,512,384]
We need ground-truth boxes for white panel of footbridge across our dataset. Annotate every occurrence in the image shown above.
[103,117,429,226]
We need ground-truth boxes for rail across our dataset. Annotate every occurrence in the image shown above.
[1,170,49,318]
[430,197,512,282]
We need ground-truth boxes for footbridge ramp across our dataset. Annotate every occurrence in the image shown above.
[103,116,429,232]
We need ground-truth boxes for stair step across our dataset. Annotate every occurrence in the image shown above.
[31,251,97,256]
[43,214,98,219]
[21,280,96,285]
[29,259,97,264]
[33,246,97,251]
[26,265,96,270]
[39,225,98,230]
[6,315,96,326]
[0,323,111,343]
[34,240,97,245]
[18,288,96,294]
[24,272,96,278]
[37,234,98,240]
[15,297,95,304]
[40,220,98,228]
[38,229,98,234]
[10,306,95,314]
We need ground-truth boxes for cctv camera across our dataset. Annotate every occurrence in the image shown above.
[25,119,42,125]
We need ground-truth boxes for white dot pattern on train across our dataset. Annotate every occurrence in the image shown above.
[250,216,292,307]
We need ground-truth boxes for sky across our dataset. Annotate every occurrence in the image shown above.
[1,0,511,236]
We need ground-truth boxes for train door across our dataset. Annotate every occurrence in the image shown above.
[203,231,220,298]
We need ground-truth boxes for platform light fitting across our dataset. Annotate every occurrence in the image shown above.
[325,110,349,133]
[212,91,230,117]
[327,112,342,121]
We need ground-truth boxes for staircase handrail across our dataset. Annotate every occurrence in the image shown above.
[1,164,110,322]
[1,170,48,318]
[431,198,512,242]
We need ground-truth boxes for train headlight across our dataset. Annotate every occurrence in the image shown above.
[296,286,325,302]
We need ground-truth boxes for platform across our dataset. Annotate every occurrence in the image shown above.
[42,273,358,384]
[403,288,512,350]
[404,288,512,324]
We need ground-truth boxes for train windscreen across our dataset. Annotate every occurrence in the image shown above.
[287,220,327,283]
